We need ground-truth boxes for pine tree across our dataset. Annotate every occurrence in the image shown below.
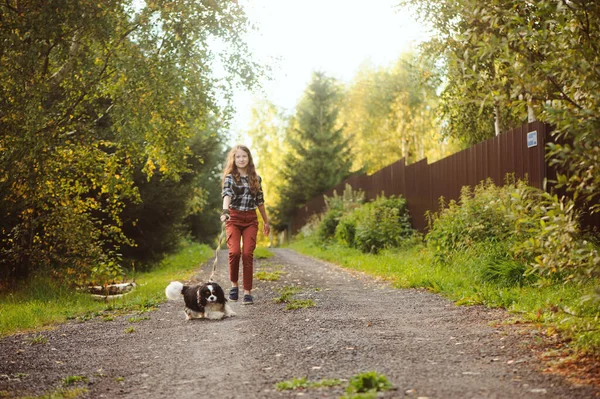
[277,71,352,228]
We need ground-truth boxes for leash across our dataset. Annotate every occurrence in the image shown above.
[208,221,227,282]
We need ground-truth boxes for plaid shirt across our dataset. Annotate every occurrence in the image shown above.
[222,174,264,211]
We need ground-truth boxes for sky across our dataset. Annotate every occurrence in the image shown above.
[226,0,431,143]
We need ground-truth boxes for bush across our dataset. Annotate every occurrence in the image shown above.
[426,178,520,266]
[508,184,600,287]
[335,211,360,247]
[427,177,600,302]
[336,195,413,253]
[315,184,365,242]
[317,208,343,241]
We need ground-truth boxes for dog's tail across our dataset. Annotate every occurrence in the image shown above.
[165,281,184,300]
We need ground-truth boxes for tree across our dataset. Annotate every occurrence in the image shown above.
[246,99,290,233]
[402,0,600,215]
[339,52,457,173]
[276,71,352,229]
[120,119,227,266]
[0,0,261,282]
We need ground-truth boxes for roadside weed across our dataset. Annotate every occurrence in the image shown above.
[255,270,283,281]
[273,286,316,310]
[285,299,315,310]
[124,327,135,334]
[254,247,274,259]
[20,387,88,399]
[275,372,390,397]
[128,315,150,323]
[273,286,300,303]
[62,375,88,387]
[275,377,343,391]
[343,371,393,397]
[25,334,48,345]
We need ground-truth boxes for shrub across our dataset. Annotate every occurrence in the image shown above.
[317,208,343,241]
[427,177,600,303]
[339,195,413,253]
[316,184,365,242]
[508,184,600,287]
[426,179,517,265]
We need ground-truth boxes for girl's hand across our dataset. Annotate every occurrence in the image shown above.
[220,209,230,223]
[263,222,270,236]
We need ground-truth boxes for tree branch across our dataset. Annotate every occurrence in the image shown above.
[48,29,82,87]
[3,0,19,13]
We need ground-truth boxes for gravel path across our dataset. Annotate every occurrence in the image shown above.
[0,248,597,398]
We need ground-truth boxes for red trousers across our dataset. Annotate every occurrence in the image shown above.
[226,209,258,291]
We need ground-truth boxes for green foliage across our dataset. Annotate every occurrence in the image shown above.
[62,376,88,387]
[480,257,529,288]
[19,387,89,399]
[121,129,225,266]
[507,185,600,286]
[273,286,301,303]
[336,195,413,253]
[275,377,342,391]
[340,51,456,172]
[344,371,393,396]
[0,242,212,337]
[0,1,261,283]
[255,270,282,281]
[317,184,365,242]
[285,299,315,310]
[426,179,516,265]
[404,0,600,218]
[253,247,274,259]
[275,377,309,390]
[427,178,600,302]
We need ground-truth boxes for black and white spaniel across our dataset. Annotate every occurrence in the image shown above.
[165,281,235,320]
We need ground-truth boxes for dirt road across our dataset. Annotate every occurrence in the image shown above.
[0,248,597,398]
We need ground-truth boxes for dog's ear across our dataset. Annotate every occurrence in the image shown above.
[215,285,226,302]
[198,289,208,307]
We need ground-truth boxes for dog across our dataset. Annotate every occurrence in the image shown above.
[165,281,235,320]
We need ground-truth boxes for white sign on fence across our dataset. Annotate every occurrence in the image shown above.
[527,130,538,148]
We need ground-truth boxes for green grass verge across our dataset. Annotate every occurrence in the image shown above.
[0,242,212,337]
[19,387,88,399]
[290,239,600,354]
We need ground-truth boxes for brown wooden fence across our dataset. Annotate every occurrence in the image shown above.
[291,121,552,233]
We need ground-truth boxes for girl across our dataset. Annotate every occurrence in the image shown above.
[220,145,270,305]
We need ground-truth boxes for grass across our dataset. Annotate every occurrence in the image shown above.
[62,376,87,387]
[25,334,48,345]
[273,285,316,310]
[254,247,274,259]
[255,269,283,281]
[275,377,343,390]
[273,286,301,303]
[290,239,600,354]
[275,371,392,398]
[19,387,88,399]
[0,242,213,337]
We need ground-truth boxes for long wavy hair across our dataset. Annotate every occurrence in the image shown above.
[222,145,260,194]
